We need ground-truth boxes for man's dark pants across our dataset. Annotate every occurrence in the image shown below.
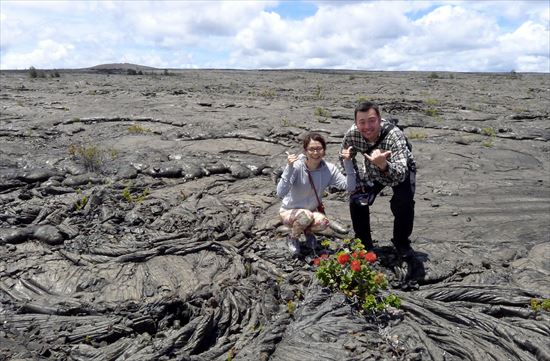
[350,169,416,252]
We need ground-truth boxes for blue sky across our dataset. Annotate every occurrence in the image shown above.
[1,0,549,72]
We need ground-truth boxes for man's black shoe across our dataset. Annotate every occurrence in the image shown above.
[361,239,375,251]
[395,242,414,259]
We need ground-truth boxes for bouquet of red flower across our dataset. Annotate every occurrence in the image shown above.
[314,239,401,313]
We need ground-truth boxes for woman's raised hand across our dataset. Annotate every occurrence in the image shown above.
[285,151,300,165]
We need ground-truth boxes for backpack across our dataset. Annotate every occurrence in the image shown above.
[387,118,413,152]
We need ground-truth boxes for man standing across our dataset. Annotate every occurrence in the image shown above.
[340,101,416,257]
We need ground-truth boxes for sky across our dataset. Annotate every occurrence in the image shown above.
[1,0,549,72]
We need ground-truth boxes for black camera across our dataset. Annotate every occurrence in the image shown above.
[351,190,376,206]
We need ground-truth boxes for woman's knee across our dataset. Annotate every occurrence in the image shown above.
[294,209,315,227]
[280,209,314,226]
[310,213,330,231]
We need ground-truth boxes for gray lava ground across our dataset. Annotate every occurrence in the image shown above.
[0,69,549,360]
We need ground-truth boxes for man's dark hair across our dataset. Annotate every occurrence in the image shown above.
[354,101,380,121]
[303,132,326,150]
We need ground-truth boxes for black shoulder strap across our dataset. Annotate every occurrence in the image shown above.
[365,122,394,155]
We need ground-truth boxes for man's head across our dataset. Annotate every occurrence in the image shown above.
[354,101,382,143]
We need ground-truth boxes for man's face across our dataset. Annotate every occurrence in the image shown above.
[355,109,381,142]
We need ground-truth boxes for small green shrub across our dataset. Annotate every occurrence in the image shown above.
[357,95,370,103]
[122,186,132,202]
[259,89,275,98]
[68,143,104,171]
[425,98,438,106]
[287,300,295,314]
[280,117,292,127]
[28,66,38,78]
[530,298,550,312]
[481,127,496,137]
[127,69,137,75]
[28,66,46,78]
[109,149,119,160]
[227,349,235,361]
[512,107,528,113]
[425,108,438,117]
[428,72,440,79]
[128,124,151,134]
[314,84,323,99]
[481,138,494,148]
[75,196,88,210]
[314,107,331,118]
[480,127,496,147]
[408,131,427,140]
[122,182,150,203]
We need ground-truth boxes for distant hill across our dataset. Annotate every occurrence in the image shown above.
[88,63,158,71]
[89,63,157,70]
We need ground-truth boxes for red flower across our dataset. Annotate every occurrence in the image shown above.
[313,257,321,266]
[320,253,329,260]
[359,250,366,258]
[337,253,350,265]
[364,252,377,264]
[351,260,361,272]
[352,252,358,259]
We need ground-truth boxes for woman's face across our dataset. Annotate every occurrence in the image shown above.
[305,140,325,160]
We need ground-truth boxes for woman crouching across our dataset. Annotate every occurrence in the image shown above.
[276,132,355,257]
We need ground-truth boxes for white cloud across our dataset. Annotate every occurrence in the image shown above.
[499,21,549,55]
[515,55,549,72]
[412,5,499,52]
[1,0,548,72]
[495,21,550,72]
[119,52,168,69]
[229,1,549,72]
[231,2,413,69]
[234,11,290,55]
[120,1,274,46]
[1,39,74,69]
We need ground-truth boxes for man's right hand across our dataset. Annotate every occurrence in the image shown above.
[364,149,391,171]
[341,146,354,160]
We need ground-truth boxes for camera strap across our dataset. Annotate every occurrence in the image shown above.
[306,170,324,213]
